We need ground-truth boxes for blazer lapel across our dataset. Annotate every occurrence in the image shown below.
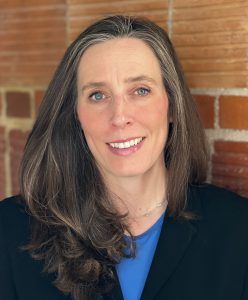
[108,216,197,300]
[140,214,197,300]
[106,268,124,300]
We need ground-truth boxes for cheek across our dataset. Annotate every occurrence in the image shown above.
[77,108,95,139]
[77,107,106,145]
[145,97,169,129]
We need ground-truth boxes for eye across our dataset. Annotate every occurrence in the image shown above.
[135,87,151,96]
[89,91,106,102]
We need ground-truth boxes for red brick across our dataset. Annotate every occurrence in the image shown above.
[9,130,29,195]
[212,176,248,198]
[68,1,168,40]
[173,1,248,88]
[34,90,45,115]
[2,0,65,8]
[6,91,31,118]
[0,3,66,86]
[194,95,215,128]
[219,95,248,129]
[174,31,248,48]
[213,141,248,171]
[215,141,248,154]
[212,141,248,198]
[186,74,247,89]
[212,163,248,179]
[213,152,248,167]
[0,127,6,199]
[173,0,240,8]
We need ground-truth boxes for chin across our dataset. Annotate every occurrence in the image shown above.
[106,165,152,178]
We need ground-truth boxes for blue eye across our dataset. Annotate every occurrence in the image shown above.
[135,87,150,96]
[89,91,106,102]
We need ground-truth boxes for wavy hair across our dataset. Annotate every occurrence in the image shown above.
[20,15,208,299]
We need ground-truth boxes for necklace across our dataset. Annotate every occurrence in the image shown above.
[141,200,167,217]
[128,198,167,219]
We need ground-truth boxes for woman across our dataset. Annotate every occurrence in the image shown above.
[0,15,248,300]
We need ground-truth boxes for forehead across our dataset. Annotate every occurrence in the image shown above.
[77,37,162,82]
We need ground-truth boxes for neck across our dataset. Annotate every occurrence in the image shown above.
[102,163,168,234]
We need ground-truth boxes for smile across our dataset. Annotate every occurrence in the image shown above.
[108,137,144,149]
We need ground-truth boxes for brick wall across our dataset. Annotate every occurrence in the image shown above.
[171,0,248,197]
[0,0,248,198]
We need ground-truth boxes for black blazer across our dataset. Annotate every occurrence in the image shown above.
[1,184,248,300]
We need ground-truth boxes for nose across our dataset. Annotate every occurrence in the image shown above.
[110,96,133,128]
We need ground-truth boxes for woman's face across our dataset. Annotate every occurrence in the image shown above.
[77,37,169,180]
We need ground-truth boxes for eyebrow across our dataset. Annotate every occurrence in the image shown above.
[124,75,157,85]
[81,82,106,93]
[81,75,157,93]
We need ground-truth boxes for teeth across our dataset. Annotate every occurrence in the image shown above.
[109,137,143,149]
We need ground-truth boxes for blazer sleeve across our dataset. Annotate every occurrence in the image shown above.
[0,208,18,300]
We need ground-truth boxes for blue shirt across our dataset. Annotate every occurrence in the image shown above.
[116,212,165,300]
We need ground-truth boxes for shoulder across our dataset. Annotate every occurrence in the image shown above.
[188,183,248,220]
[0,194,26,211]
[0,195,29,223]
[0,195,31,246]
[187,184,248,255]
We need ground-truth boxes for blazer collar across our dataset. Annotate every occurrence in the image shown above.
[109,185,201,300]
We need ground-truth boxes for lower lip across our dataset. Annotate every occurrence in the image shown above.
[107,138,145,156]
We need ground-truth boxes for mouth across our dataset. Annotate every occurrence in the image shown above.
[107,137,145,149]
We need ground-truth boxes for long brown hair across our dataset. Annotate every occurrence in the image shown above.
[20,15,208,299]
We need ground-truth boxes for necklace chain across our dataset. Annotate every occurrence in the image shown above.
[141,200,167,217]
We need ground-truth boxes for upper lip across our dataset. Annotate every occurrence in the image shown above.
[107,137,145,144]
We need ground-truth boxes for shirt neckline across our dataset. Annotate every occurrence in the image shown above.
[125,211,166,240]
